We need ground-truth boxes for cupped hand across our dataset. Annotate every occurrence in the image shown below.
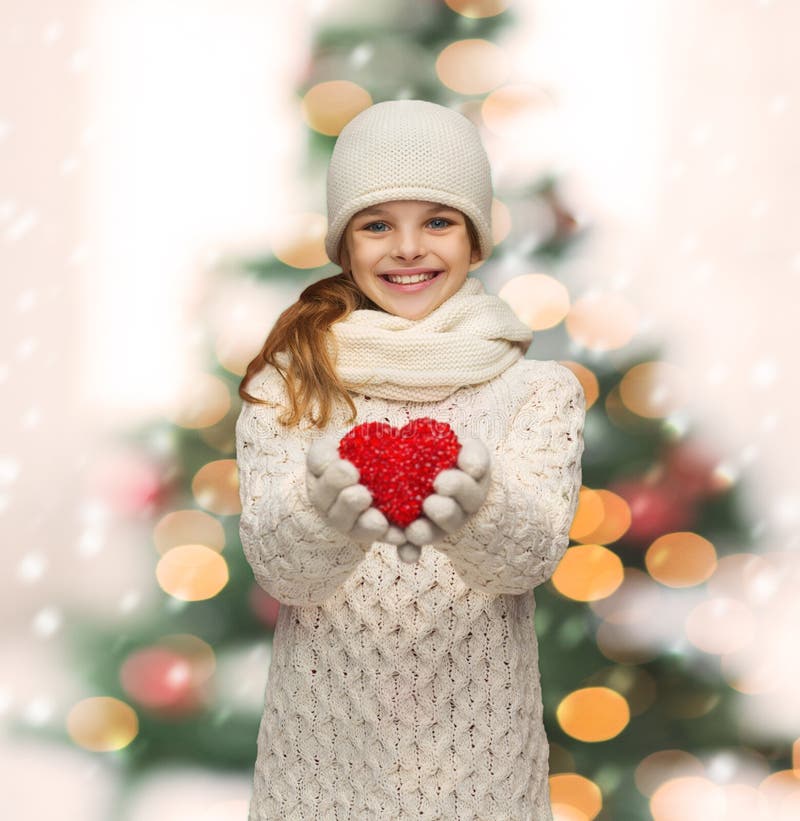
[403,437,492,549]
[305,434,405,545]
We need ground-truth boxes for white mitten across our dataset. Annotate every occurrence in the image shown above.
[403,437,492,548]
[305,435,406,546]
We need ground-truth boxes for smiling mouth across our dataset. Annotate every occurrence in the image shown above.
[378,271,443,283]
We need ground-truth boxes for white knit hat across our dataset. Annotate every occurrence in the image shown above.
[324,99,494,266]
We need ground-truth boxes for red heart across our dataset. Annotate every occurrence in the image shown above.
[338,417,461,528]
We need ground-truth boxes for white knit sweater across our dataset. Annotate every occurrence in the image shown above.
[236,356,585,820]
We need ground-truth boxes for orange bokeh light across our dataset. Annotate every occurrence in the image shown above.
[645,532,717,588]
[192,459,242,516]
[552,544,624,602]
[556,687,630,742]
[565,292,639,352]
[156,544,229,601]
[444,0,510,18]
[549,773,602,820]
[301,81,372,136]
[268,211,329,269]
[67,696,139,752]
[497,273,571,330]
[619,361,689,419]
[436,39,510,95]
[571,488,631,545]
[153,508,225,556]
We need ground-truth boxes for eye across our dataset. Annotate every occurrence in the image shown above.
[363,221,389,232]
[428,217,452,229]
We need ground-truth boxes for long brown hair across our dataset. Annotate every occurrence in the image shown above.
[238,214,482,430]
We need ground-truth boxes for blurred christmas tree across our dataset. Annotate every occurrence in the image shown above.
[9,1,798,819]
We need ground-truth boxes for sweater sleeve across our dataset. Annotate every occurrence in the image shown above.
[234,370,370,607]
[437,362,586,596]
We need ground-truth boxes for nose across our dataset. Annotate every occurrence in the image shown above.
[390,226,426,262]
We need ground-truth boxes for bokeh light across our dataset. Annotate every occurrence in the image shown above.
[706,552,780,606]
[570,488,631,545]
[156,544,229,601]
[584,665,656,716]
[490,197,512,245]
[556,686,630,742]
[563,362,599,411]
[552,544,624,601]
[778,791,800,820]
[117,638,212,716]
[590,567,665,625]
[635,749,706,798]
[721,633,788,695]
[87,448,166,517]
[481,83,557,140]
[719,785,771,821]
[153,509,225,556]
[120,646,194,709]
[67,696,138,752]
[619,361,689,419]
[548,772,602,820]
[268,210,329,269]
[759,770,800,819]
[444,0,510,18]
[569,488,604,541]
[722,784,776,821]
[300,80,372,136]
[436,39,510,95]
[593,569,668,664]
[685,597,755,655]
[165,372,231,428]
[160,634,216,684]
[212,278,289,379]
[551,806,587,821]
[647,775,780,820]
[497,273,570,330]
[564,292,639,351]
[645,532,717,587]
[650,776,725,820]
[192,458,241,515]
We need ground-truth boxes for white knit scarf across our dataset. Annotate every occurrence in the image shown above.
[327,277,534,401]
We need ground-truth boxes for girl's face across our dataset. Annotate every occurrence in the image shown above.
[339,199,481,321]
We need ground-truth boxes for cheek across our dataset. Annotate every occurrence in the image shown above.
[448,239,473,262]
[445,230,471,253]
[351,242,383,268]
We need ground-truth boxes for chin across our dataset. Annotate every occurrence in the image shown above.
[397,302,441,321]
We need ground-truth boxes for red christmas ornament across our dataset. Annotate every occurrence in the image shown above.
[88,449,170,518]
[610,477,695,545]
[119,646,203,717]
[662,440,726,501]
[339,417,461,528]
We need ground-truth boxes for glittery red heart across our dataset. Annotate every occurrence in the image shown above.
[338,417,461,528]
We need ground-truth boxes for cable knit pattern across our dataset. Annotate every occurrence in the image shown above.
[236,357,585,820]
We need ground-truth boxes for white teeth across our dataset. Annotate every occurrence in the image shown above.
[385,272,438,284]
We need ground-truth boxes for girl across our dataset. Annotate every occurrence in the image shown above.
[236,99,585,820]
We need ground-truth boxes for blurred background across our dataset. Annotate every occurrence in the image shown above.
[2,0,800,819]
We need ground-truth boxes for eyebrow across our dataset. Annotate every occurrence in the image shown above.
[356,204,461,218]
